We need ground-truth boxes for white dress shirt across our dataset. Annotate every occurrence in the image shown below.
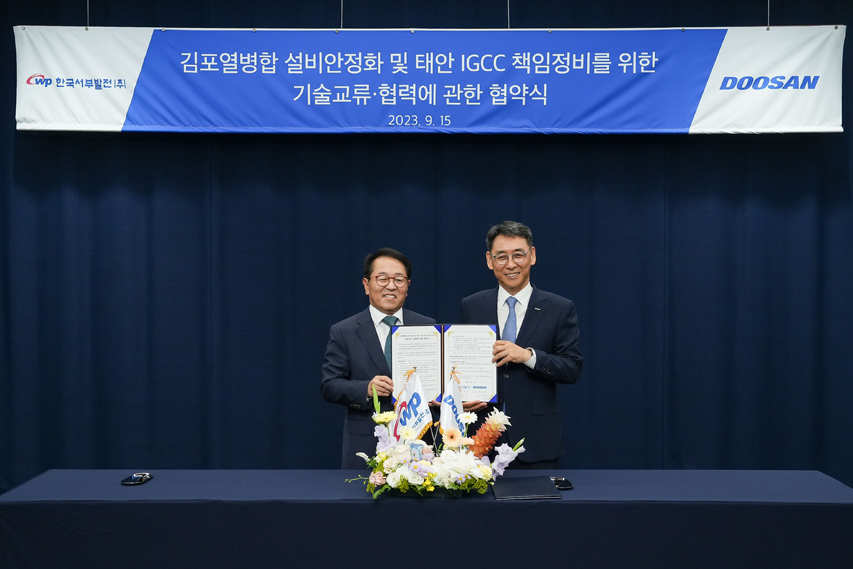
[368,305,404,347]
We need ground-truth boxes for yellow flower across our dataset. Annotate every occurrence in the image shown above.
[372,411,397,425]
[478,464,493,480]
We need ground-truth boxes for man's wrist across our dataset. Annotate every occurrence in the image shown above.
[524,348,537,368]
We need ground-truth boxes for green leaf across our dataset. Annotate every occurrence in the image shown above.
[372,385,381,414]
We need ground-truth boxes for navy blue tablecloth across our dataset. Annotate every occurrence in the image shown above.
[2,469,852,568]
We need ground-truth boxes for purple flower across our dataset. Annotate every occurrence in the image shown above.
[491,456,510,476]
[492,443,525,476]
[374,425,396,452]
[411,461,434,477]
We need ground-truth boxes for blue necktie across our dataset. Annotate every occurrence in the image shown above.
[382,315,398,371]
[503,297,518,344]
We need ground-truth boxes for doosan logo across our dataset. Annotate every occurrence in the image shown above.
[720,75,819,91]
[27,73,52,86]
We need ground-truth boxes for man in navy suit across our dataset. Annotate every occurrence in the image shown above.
[460,221,583,469]
[321,248,436,469]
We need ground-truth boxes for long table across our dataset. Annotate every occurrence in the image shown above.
[2,469,852,568]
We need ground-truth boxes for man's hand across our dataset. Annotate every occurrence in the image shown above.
[462,400,488,412]
[492,340,533,367]
[367,375,394,398]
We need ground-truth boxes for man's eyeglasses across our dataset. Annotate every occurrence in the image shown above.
[373,275,409,287]
[490,247,533,266]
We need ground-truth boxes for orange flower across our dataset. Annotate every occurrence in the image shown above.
[443,427,463,448]
[469,421,502,458]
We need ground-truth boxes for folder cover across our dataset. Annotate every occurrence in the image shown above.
[492,476,563,500]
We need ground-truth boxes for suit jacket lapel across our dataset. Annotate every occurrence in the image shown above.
[482,288,500,333]
[356,308,389,374]
[402,308,419,325]
[515,286,544,347]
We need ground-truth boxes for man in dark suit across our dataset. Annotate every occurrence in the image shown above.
[321,248,436,469]
[460,221,583,469]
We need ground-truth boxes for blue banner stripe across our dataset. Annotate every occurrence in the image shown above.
[123,29,727,133]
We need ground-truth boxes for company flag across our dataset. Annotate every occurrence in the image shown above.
[439,365,465,434]
[391,368,433,441]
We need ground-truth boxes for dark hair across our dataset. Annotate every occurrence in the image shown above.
[363,248,413,280]
[486,221,533,251]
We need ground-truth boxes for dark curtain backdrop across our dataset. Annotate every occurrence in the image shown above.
[2,1,852,493]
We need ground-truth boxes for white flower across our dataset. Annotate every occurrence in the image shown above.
[460,412,478,425]
[383,457,398,473]
[399,426,417,441]
[485,409,512,428]
[386,470,403,488]
[433,449,485,484]
[356,452,370,463]
[431,458,453,486]
[404,467,425,486]
[391,444,411,463]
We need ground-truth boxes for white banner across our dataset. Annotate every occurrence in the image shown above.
[690,26,845,133]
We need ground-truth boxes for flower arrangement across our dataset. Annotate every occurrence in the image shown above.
[350,390,525,499]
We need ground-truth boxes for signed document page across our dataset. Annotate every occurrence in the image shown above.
[443,324,497,402]
[391,325,442,402]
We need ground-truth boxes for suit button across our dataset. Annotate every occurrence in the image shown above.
[503,373,509,378]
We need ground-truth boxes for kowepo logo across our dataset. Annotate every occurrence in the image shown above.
[26,73,52,87]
